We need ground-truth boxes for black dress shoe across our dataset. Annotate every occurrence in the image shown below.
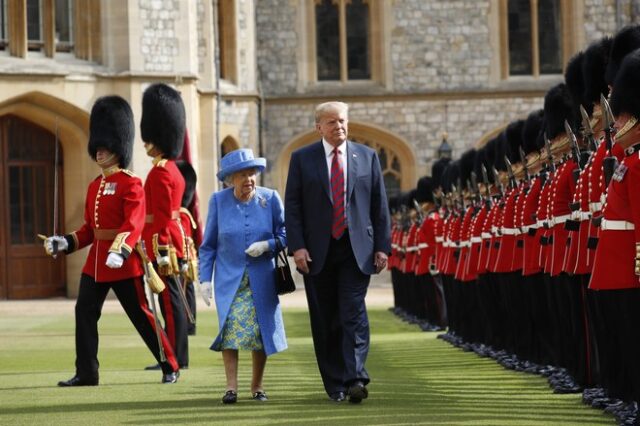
[161,371,179,384]
[222,390,237,404]
[144,363,161,371]
[329,391,346,402]
[58,375,98,387]
[347,381,368,404]
[252,391,268,401]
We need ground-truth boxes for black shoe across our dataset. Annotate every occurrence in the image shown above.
[58,375,98,387]
[161,371,179,384]
[329,391,346,402]
[252,391,268,401]
[222,390,237,404]
[347,381,368,404]
[144,363,161,371]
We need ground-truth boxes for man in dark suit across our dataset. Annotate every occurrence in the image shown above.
[285,101,391,403]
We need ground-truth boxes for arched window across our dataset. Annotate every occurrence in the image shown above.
[502,0,567,77]
[351,137,401,198]
[215,0,237,83]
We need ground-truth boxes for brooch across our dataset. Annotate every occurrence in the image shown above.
[259,196,267,208]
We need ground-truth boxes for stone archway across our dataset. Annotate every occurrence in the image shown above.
[274,121,416,198]
[0,92,90,299]
[221,135,240,157]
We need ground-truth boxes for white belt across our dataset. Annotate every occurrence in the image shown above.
[470,237,482,243]
[601,219,635,231]
[537,220,547,228]
[491,226,499,234]
[435,236,444,242]
[578,211,591,221]
[418,243,428,249]
[391,243,398,249]
[552,214,571,225]
[521,224,539,232]
[443,241,451,248]
[589,202,603,212]
[459,241,471,248]
[501,227,521,235]
[407,246,419,252]
[481,232,492,239]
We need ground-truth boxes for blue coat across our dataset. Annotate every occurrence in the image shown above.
[285,141,391,275]
[199,186,287,356]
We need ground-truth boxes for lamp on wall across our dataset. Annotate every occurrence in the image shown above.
[437,131,452,159]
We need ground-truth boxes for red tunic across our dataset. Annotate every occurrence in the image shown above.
[495,187,519,273]
[548,159,576,276]
[565,153,593,275]
[403,223,419,274]
[389,225,400,270]
[142,158,186,261]
[65,168,145,282]
[466,203,488,280]
[590,146,640,290]
[455,205,475,281]
[488,199,505,273]
[442,213,461,276]
[521,176,542,276]
[416,210,439,276]
[512,182,528,271]
[478,200,499,274]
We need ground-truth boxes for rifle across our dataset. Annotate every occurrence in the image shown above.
[470,171,481,204]
[413,199,424,225]
[564,120,582,183]
[480,164,492,208]
[601,94,618,187]
[504,156,517,189]
[491,166,504,198]
[519,146,530,182]
[544,134,556,173]
[580,105,599,152]
[137,241,166,362]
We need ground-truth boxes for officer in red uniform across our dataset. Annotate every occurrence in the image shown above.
[176,160,200,336]
[140,83,190,369]
[591,48,640,408]
[44,96,180,386]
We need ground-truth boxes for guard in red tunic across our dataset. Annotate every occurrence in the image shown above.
[590,49,640,405]
[44,96,180,386]
[140,83,189,369]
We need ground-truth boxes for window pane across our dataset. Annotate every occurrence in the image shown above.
[316,0,340,81]
[346,0,370,80]
[27,0,43,50]
[56,0,74,51]
[383,173,400,200]
[508,0,532,75]
[538,0,562,74]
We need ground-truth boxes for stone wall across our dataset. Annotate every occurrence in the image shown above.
[138,0,180,73]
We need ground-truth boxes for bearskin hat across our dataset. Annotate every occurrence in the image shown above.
[564,51,585,111]
[582,37,612,113]
[88,96,135,169]
[504,120,525,163]
[494,131,509,171]
[606,25,640,86]
[480,137,498,183]
[473,144,489,184]
[441,160,460,194]
[140,83,186,159]
[431,157,451,189]
[610,49,640,119]
[522,110,544,155]
[459,149,476,188]
[544,83,578,139]
[176,160,197,208]
[388,195,400,214]
[415,176,435,204]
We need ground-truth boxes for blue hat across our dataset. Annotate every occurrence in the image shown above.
[217,149,266,181]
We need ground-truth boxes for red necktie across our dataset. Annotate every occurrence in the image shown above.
[331,147,346,239]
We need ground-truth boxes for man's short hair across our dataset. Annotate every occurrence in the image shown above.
[315,101,349,123]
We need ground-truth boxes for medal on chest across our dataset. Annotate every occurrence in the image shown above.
[103,182,117,195]
[612,163,628,182]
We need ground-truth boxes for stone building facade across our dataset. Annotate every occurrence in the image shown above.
[0,0,638,298]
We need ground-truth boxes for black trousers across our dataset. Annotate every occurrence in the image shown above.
[304,236,371,396]
[158,275,189,368]
[185,280,197,335]
[75,273,178,379]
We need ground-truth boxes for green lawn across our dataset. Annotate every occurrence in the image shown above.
[0,305,613,425]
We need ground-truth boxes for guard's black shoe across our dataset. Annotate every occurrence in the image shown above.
[329,391,346,402]
[347,381,368,404]
[144,363,161,371]
[252,391,268,401]
[161,371,179,384]
[58,375,98,387]
[222,390,237,404]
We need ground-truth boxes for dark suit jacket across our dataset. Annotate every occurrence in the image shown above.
[285,140,391,275]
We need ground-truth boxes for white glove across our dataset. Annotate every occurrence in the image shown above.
[44,236,68,256]
[157,256,171,267]
[245,241,270,257]
[200,281,212,306]
[105,252,124,269]
[180,262,189,273]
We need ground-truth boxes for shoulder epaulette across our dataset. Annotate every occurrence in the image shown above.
[121,169,137,177]
[156,159,168,168]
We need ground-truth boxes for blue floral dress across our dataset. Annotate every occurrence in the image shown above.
[217,270,263,350]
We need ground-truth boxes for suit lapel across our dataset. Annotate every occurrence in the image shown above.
[313,141,332,202]
[347,141,358,203]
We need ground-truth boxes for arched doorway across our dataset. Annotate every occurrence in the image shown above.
[0,115,65,298]
[221,135,239,158]
[275,121,416,198]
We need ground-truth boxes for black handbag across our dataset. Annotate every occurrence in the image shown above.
[275,239,296,295]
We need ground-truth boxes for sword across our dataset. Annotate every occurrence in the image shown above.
[138,241,166,362]
[173,267,195,325]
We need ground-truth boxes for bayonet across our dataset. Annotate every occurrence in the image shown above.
[544,133,556,173]
[564,120,582,171]
[519,146,530,181]
[413,198,424,224]
[580,105,599,151]
[491,166,504,198]
[480,164,492,208]
[601,94,618,187]
[504,155,517,189]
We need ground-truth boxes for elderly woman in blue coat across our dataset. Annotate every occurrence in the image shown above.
[199,148,287,404]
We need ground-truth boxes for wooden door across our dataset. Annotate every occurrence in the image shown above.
[0,115,65,299]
